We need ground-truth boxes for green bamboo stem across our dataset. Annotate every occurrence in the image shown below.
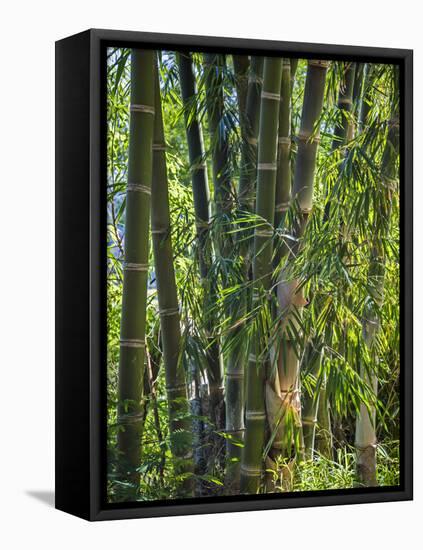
[177,52,212,279]
[332,62,356,149]
[204,53,233,217]
[355,71,399,486]
[178,52,224,459]
[224,56,262,491]
[233,55,250,136]
[292,60,329,216]
[275,58,292,237]
[117,49,155,491]
[238,57,264,214]
[226,61,264,485]
[240,57,283,494]
[151,63,193,492]
[272,60,329,473]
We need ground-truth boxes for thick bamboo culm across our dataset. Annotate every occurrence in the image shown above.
[177,52,211,279]
[315,379,333,457]
[233,55,250,136]
[264,59,297,486]
[151,61,193,492]
[224,56,263,492]
[274,58,292,237]
[117,49,155,489]
[355,68,399,486]
[203,53,232,216]
[240,57,283,494]
[238,57,264,213]
[178,52,225,440]
[272,60,329,474]
[332,62,357,149]
[223,57,250,492]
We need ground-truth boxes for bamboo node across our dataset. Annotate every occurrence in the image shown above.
[297,131,320,144]
[308,60,330,69]
[246,410,266,420]
[127,183,152,195]
[120,338,145,348]
[159,307,180,318]
[130,104,155,115]
[300,207,313,214]
[257,162,277,171]
[278,136,291,146]
[190,162,207,172]
[152,143,166,151]
[123,262,149,272]
[338,97,353,106]
[240,465,262,476]
[248,353,257,363]
[166,383,187,393]
[261,91,281,102]
[355,442,377,452]
[275,201,290,212]
[302,416,317,426]
[226,371,244,380]
[118,411,145,425]
[280,388,300,395]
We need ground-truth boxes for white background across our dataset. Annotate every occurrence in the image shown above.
[0,1,419,548]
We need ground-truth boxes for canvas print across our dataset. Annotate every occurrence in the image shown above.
[106,48,400,503]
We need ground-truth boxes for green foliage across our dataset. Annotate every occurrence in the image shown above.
[106,50,400,502]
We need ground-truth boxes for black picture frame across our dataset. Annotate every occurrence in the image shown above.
[55,28,413,521]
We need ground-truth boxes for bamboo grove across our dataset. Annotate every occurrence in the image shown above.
[106,48,400,502]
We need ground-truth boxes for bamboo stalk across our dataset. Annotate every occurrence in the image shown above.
[275,58,292,237]
[233,54,250,136]
[240,57,283,494]
[224,56,263,491]
[265,58,298,486]
[204,53,233,217]
[355,69,399,486]
[178,52,224,466]
[238,56,264,213]
[117,49,155,492]
[177,52,212,279]
[352,62,365,137]
[270,60,329,478]
[151,62,193,492]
